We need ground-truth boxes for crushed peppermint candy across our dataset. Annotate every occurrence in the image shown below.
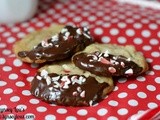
[40,70,48,78]
[80,91,85,98]
[62,64,71,73]
[76,28,82,35]
[108,67,116,73]
[36,75,42,80]
[125,69,133,75]
[51,34,59,42]
[61,28,68,33]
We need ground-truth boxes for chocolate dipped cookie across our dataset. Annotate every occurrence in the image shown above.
[30,61,114,106]
[72,43,148,77]
[13,24,93,63]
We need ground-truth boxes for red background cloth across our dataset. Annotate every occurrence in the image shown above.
[0,0,160,120]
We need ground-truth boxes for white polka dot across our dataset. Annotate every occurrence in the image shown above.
[113,86,118,91]
[7,37,16,43]
[20,69,30,74]
[136,76,146,82]
[117,108,128,115]
[58,17,67,23]
[157,31,160,38]
[21,22,29,27]
[128,99,138,106]
[137,92,147,99]
[133,23,142,29]
[88,15,97,21]
[118,78,127,83]
[145,71,154,75]
[141,18,149,24]
[66,116,77,120]
[87,117,97,120]
[149,23,158,30]
[45,18,52,23]
[2,32,11,37]
[126,29,135,37]
[2,66,12,71]
[82,12,90,17]
[73,16,82,23]
[133,38,143,45]
[9,73,18,80]
[108,100,118,106]
[117,22,127,28]
[0,81,7,86]
[36,22,45,27]
[141,30,151,38]
[80,21,89,26]
[16,104,27,110]
[97,108,108,116]
[45,114,56,120]
[15,81,25,87]
[10,96,20,102]
[142,45,152,51]
[118,92,128,98]
[107,116,118,120]
[0,58,6,64]
[151,51,160,57]
[17,32,26,38]
[29,99,40,104]
[110,28,119,36]
[13,59,23,67]
[156,94,160,100]
[155,77,160,84]
[47,9,55,15]
[3,88,13,94]
[57,108,67,114]
[103,23,111,28]
[26,27,35,33]
[94,28,103,35]
[0,27,5,32]
[147,102,158,109]
[150,38,159,45]
[77,109,88,116]
[22,90,31,96]
[0,105,7,109]
[2,49,11,55]
[153,65,160,70]
[126,18,134,23]
[146,58,153,63]
[101,36,111,43]
[0,43,7,48]
[146,85,156,91]
[37,106,47,112]
[128,84,137,89]
[11,27,20,33]
[117,37,127,44]
[27,76,34,82]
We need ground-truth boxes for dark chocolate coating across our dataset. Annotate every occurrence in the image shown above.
[30,72,109,106]
[18,26,93,63]
[72,51,142,77]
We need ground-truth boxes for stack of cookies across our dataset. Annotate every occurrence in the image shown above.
[13,24,148,107]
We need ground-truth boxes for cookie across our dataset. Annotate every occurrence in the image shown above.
[13,24,93,63]
[30,61,114,106]
[72,43,148,77]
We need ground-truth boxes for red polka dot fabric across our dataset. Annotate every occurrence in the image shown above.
[0,0,160,120]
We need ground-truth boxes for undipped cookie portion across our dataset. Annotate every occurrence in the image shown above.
[30,61,114,106]
[72,43,148,77]
[13,24,93,63]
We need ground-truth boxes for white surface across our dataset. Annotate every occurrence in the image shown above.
[0,0,38,24]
